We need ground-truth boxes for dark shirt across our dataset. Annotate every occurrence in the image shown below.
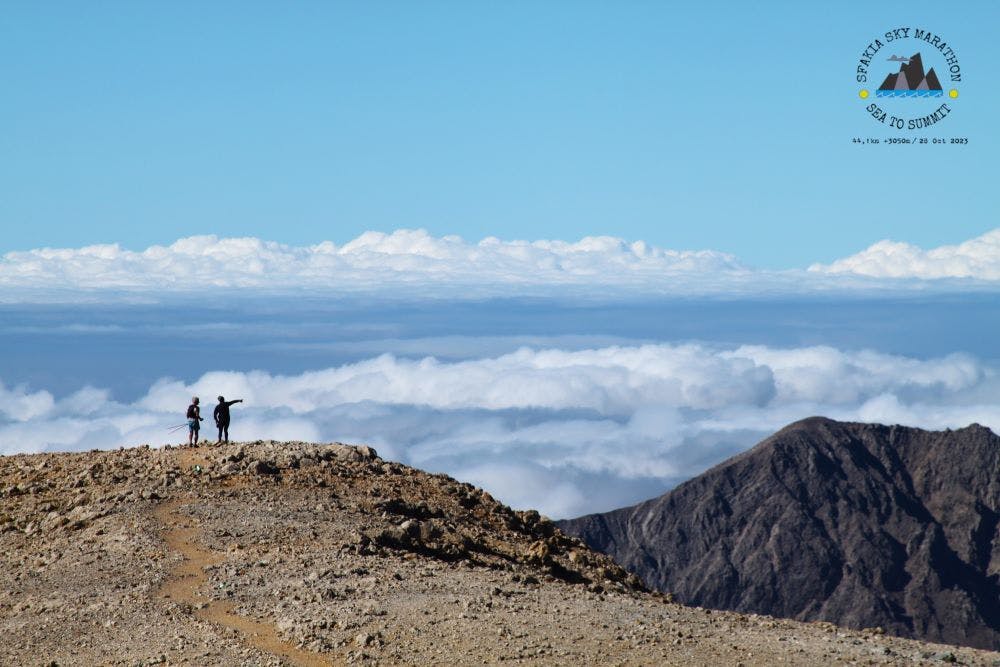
[214,400,241,423]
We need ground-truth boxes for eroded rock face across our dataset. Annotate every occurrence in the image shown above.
[558,418,1000,650]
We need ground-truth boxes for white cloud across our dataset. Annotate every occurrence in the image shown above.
[5,228,1000,300]
[456,462,589,521]
[3,343,999,517]
[0,381,55,421]
[0,230,745,297]
[810,229,1000,279]
[130,345,777,415]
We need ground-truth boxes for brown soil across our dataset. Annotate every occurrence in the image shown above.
[2,440,999,666]
[154,447,332,666]
[156,496,333,667]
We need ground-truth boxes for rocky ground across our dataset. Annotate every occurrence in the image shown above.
[2,440,999,666]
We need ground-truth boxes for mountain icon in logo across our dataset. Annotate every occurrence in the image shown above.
[877,53,943,97]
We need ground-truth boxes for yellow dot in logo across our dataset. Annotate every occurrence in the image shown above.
[859,89,869,99]
[949,89,959,98]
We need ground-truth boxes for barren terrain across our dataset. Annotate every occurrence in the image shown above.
[2,440,998,666]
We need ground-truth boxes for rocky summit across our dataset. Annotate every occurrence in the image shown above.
[3,438,999,665]
[558,418,1000,652]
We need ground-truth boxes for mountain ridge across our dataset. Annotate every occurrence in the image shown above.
[878,52,943,91]
[558,417,1000,650]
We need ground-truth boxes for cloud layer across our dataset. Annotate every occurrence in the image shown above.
[0,230,744,296]
[810,229,1000,279]
[5,228,1000,300]
[3,343,998,518]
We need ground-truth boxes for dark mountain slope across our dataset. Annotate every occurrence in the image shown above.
[558,417,1000,650]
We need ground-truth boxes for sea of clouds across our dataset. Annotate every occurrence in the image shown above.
[2,343,997,518]
[4,228,1000,517]
[4,227,1000,300]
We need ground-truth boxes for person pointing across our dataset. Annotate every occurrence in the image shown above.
[214,396,244,444]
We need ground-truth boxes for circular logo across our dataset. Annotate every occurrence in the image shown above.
[856,28,961,130]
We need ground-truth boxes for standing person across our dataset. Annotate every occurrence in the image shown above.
[214,396,244,444]
[186,396,203,446]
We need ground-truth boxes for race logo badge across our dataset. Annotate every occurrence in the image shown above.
[857,28,961,130]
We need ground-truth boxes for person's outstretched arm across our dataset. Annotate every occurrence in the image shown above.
[227,399,243,407]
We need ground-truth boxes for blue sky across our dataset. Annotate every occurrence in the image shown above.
[1,1,996,267]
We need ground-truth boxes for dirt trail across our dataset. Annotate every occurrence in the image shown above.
[8,439,1000,666]
[155,445,334,667]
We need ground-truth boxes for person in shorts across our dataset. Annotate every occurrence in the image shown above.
[186,396,203,445]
